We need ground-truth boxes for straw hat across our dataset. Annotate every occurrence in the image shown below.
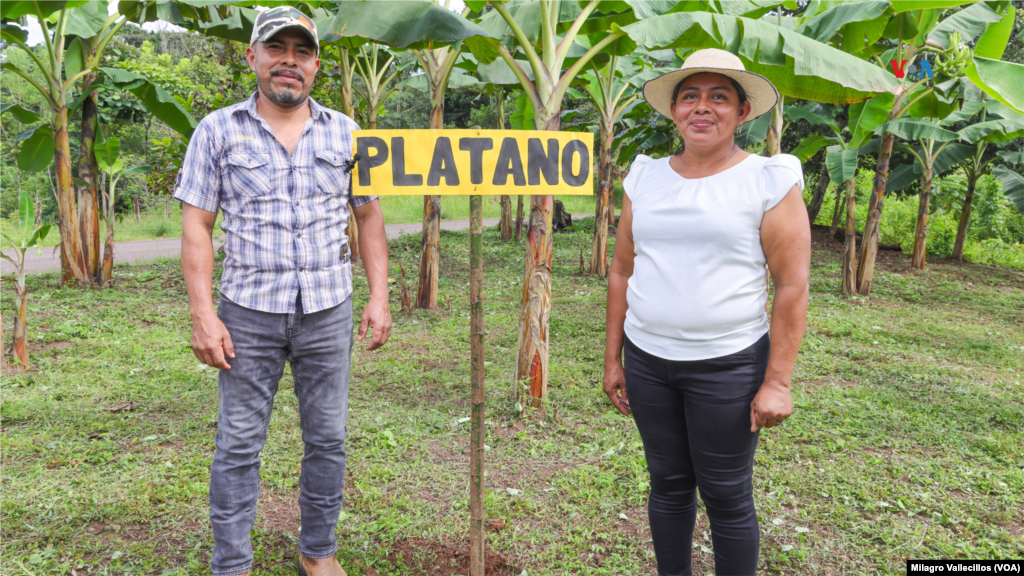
[642,48,779,124]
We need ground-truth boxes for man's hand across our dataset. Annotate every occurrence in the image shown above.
[191,312,235,369]
[603,360,631,416]
[358,296,392,351]
[750,380,793,431]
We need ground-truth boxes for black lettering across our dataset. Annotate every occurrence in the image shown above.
[492,137,525,186]
[458,137,493,185]
[528,138,559,185]
[356,136,388,187]
[391,137,422,186]
[561,140,590,187]
[427,137,460,186]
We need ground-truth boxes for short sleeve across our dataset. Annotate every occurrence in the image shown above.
[622,154,654,202]
[172,121,221,213]
[761,154,804,212]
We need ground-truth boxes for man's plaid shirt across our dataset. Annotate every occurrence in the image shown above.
[174,92,377,314]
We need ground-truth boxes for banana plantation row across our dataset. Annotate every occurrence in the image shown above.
[2,0,1023,407]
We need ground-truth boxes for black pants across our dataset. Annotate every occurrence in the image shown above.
[625,334,769,576]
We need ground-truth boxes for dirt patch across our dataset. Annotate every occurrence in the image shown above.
[36,340,73,353]
[380,536,522,576]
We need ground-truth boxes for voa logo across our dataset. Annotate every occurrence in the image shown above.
[890,57,935,80]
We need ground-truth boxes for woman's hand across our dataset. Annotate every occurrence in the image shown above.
[603,360,631,416]
[750,380,792,431]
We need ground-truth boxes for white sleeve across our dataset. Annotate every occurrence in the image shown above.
[622,154,654,204]
[761,154,804,212]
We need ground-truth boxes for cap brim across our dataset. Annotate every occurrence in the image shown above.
[255,25,319,52]
[642,67,779,124]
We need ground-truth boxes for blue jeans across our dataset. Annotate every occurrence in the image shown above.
[210,293,352,576]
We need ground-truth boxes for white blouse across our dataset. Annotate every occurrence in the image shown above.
[622,153,804,361]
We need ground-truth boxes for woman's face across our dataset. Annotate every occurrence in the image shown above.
[670,72,752,149]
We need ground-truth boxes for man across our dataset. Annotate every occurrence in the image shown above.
[175,7,391,576]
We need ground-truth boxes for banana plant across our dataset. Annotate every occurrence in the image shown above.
[467,0,640,409]
[821,97,893,294]
[874,118,962,269]
[93,137,151,284]
[1,1,196,285]
[854,1,1017,294]
[405,20,481,310]
[883,99,1024,261]
[1,192,51,369]
[565,51,658,278]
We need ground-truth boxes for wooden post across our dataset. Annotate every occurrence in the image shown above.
[468,193,486,576]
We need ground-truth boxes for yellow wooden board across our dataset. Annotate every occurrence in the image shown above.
[352,129,594,196]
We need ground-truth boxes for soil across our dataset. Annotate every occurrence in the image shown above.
[381,536,522,576]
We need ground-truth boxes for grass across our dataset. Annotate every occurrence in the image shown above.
[0,210,226,249]
[1,224,1022,575]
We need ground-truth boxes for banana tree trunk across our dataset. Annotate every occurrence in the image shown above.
[829,182,843,239]
[857,129,897,295]
[514,113,559,408]
[102,222,114,285]
[765,100,784,157]
[53,106,89,285]
[952,172,977,261]
[500,196,513,240]
[78,73,100,284]
[417,101,444,310]
[840,178,858,295]
[12,284,28,368]
[589,121,614,277]
[514,195,524,241]
[911,166,933,270]
[806,169,831,225]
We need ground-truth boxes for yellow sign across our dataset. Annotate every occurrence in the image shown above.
[352,129,593,196]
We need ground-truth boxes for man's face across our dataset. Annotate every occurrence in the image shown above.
[245,28,320,108]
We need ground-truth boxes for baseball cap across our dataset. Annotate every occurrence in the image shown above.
[250,6,319,52]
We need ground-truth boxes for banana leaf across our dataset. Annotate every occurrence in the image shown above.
[993,165,1024,214]
[925,1,1002,49]
[973,1,1015,59]
[99,67,198,138]
[884,142,973,192]
[965,57,1024,114]
[0,102,42,125]
[324,0,494,50]
[826,145,858,184]
[17,125,54,173]
[620,12,899,104]
[875,117,958,142]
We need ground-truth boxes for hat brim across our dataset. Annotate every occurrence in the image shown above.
[642,67,779,124]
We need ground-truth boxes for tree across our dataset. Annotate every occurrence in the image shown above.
[470,0,638,407]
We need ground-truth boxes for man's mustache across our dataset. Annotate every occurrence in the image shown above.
[271,69,305,83]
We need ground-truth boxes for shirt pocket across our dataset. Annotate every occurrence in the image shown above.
[314,150,351,195]
[224,153,272,197]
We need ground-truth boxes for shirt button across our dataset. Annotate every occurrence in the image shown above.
[294,201,299,206]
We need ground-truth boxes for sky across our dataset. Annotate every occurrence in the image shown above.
[22,0,468,46]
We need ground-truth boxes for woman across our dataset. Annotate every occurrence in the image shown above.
[603,48,810,576]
